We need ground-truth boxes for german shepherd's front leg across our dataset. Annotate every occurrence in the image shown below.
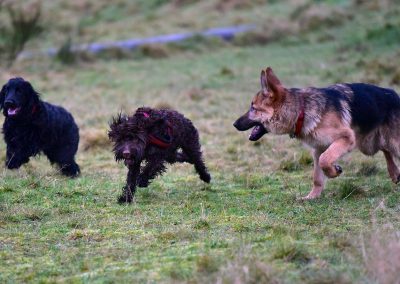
[318,130,356,179]
[303,149,326,199]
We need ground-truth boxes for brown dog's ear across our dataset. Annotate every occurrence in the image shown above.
[260,70,268,95]
[265,67,284,96]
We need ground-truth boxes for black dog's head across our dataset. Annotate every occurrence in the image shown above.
[108,108,170,167]
[0,77,40,119]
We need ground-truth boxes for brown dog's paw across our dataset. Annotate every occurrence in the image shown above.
[117,193,133,204]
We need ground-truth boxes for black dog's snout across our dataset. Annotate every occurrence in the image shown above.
[4,100,16,108]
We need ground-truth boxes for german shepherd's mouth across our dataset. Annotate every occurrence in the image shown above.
[233,116,268,141]
[249,124,268,141]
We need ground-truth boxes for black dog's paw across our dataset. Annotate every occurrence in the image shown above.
[61,163,80,178]
[5,159,23,169]
[200,172,211,183]
[137,176,149,188]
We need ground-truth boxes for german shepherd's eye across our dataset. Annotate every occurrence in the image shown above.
[250,103,258,112]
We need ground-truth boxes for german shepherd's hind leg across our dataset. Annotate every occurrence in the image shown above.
[383,150,400,184]
[302,149,327,200]
[319,130,356,178]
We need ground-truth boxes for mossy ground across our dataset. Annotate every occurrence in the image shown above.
[1,0,400,282]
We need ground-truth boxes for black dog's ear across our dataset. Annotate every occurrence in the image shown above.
[0,83,6,110]
[22,80,40,107]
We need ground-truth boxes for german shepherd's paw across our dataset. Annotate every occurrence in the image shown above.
[299,193,321,200]
[298,188,323,200]
[323,164,343,178]
[334,164,343,175]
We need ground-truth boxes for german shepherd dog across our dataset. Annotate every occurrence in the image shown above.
[234,67,400,199]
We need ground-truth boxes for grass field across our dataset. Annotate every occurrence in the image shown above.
[1,0,400,283]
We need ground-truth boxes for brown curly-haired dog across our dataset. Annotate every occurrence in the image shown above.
[109,107,211,203]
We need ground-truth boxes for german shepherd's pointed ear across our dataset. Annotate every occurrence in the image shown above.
[260,70,268,95]
[265,67,284,96]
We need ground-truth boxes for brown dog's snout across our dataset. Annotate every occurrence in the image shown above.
[122,149,131,159]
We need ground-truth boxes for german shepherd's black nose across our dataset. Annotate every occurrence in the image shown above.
[233,114,257,131]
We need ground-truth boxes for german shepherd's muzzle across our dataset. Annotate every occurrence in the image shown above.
[233,111,268,141]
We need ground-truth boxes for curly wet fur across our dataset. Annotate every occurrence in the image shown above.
[0,78,80,177]
[109,107,211,203]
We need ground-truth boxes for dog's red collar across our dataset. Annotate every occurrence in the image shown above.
[291,94,305,138]
[143,111,173,149]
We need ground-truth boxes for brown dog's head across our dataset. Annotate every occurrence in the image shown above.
[108,108,172,167]
[233,67,286,141]
[108,113,148,167]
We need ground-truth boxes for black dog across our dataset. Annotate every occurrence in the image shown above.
[109,107,211,203]
[0,78,80,177]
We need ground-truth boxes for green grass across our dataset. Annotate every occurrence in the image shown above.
[1,0,400,282]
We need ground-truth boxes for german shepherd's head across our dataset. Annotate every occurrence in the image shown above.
[233,67,287,141]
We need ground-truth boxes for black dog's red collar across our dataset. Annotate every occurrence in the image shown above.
[291,94,305,138]
[143,112,173,149]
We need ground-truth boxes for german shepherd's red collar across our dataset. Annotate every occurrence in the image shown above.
[234,67,400,199]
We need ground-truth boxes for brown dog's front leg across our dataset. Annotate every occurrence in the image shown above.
[118,165,140,204]
[318,131,355,179]
[303,149,326,200]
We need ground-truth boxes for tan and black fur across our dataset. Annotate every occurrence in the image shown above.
[234,67,400,199]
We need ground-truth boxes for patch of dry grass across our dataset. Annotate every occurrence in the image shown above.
[80,128,110,151]
[361,222,400,284]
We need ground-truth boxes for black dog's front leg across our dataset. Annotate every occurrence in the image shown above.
[118,165,140,204]
[137,158,167,188]
[5,146,31,169]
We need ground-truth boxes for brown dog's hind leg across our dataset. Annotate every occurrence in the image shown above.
[302,149,326,200]
[319,131,356,179]
[383,150,400,183]
[137,157,167,188]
